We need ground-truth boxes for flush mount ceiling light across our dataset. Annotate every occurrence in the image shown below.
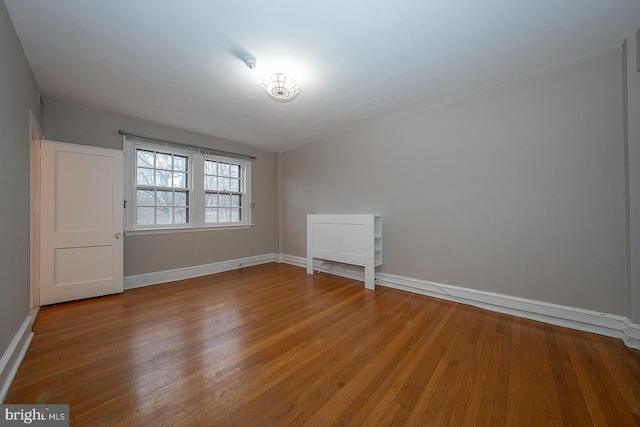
[261,73,300,102]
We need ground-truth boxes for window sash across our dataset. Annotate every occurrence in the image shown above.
[136,188,190,226]
[203,157,245,225]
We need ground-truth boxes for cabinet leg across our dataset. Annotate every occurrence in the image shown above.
[364,266,375,290]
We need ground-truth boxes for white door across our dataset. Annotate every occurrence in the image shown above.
[39,140,124,305]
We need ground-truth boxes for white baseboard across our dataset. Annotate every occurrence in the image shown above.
[623,320,640,349]
[124,253,278,289]
[280,254,640,350]
[277,253,306,267]
[0,316,34,403]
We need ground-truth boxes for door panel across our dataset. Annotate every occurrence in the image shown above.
[40,140,124,305]
[53,150,114,231]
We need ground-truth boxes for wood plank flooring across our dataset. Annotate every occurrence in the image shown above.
[6,263,640,426]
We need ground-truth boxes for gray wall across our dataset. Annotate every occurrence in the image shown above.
[281,46,628,316]
[0,1,40,359]
[44,101,276,276]
[626,30,640,323]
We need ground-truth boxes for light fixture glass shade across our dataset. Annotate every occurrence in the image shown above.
[262,73,300,102]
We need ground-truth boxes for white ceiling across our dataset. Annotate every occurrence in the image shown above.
[5,1,640,152]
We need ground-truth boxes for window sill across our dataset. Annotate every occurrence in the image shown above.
[124,224,253,236]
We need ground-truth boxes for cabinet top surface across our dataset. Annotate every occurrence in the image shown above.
[308,214,381,219]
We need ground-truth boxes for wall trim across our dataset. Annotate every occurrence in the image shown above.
[0,316,34,403]
[124,254,278,289]
[277,253,305,268]
[280,254,640,350]
[623,319,640,349]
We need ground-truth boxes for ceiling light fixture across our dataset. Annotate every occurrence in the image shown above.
[262,73,300,102]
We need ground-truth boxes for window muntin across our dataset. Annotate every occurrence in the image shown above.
[204,159,244,224]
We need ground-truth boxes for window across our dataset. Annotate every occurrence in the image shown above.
[124,137,251,232]
[135,148,190,226]
[204,159,244,224]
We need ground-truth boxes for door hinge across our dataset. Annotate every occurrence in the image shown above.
[124,200,127,209]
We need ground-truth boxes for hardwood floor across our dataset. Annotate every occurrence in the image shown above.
[6,263,640,426]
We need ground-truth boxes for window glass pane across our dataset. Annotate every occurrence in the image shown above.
[205,208,218,223]
[137,190,154,206]
[156,153,172,170]
[174,156,187,172]
[229,179,240,192]
[172,172,187,188]
[137,207,154,225]
[174,191,187,206]
[156,191,173,206]
[219,163,230,177]
[219,208,230,222]
[205,176,217,190]
[205,193,218,207]
[205,161,217,175]
[219,194,231,207]
[230,208,240,222]
[231,195,241,207]
[230,164,240,178]
[174,208,188,224]
[156,207,172,224]
[219,178,230,191]
[137,168,154,186]
[136,150,154,168]
[155,170,172,187]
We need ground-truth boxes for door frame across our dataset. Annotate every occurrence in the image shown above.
[29,110,42,311]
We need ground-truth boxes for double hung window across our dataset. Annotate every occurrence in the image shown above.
[135,148,190,226]
[204,159,244,224]
[124,137,251,232]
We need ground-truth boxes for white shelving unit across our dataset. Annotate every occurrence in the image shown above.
[307,214,382,290]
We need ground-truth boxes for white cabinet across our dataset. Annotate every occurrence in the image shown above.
[306,214,382,290]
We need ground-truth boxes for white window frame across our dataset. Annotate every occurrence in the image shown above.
[124,137,252,234]
[201,154,249,226]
